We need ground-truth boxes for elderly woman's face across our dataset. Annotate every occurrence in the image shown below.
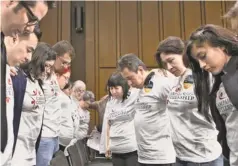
[73,87,86,101]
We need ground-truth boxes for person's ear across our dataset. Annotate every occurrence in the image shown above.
[137,66,144,74]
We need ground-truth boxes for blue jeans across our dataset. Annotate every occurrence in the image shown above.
[174,155,223,166]
[36,137,59,166]
[223,156,229,166]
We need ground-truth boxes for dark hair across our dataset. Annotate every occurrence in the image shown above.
[63,81,72,90]
[82,91,95,102]
[155,36,188,67]
[16,1,56,11]
[52,40,75,58]
[118,53,147,72]
[185,24,238,122]
[20,23,42,40]
[107,72,129,102]
[33,23,42,40]
[21,42,57,86]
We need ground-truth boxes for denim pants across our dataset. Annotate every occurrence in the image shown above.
[36,137,59,166]
[174,155,224,166]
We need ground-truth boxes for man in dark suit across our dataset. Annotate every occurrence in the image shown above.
[1,1,55,164]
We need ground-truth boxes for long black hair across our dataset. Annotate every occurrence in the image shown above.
[185,24,238,121]
[185,24,238,158]
[107,72,130,102]
[21,42,57,86]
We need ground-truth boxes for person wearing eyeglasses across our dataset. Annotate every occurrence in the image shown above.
[1,1,55,165]
[52,40,75,74]
[36,41,75,166]
[71,80,87,104]
[1,1,55,38]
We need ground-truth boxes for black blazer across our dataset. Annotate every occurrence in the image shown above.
[222,56,238,110]
[1,32,8,152]
[11,70,27,155]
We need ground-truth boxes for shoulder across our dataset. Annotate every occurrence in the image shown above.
[152,74,177,88]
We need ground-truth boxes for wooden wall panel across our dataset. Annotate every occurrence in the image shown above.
[98,2,117,67]
[141,1,160,67]
[204,1,223,26]
[85,2,98,129]
[119,2,139,56]
[40,1,232,127]
[85,2,96,93]
[61,1,71,41]
[224,1,237,29]
[183,1,202,39]
[99,69,116,97]
[162,1,182,39]
[40,1,71,45]
[40,7,58,45]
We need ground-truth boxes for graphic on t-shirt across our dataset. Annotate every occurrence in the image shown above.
[7,78,12,85]
[216,86,234,119]
[30,88,45,109]
[144,80,153,93]
[183,75,193,89]
[6,97,10,103]
[218,91,226,100]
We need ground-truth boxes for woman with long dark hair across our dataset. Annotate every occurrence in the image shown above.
[11,42,57,166]
[155,36,223,166]
[185,24,238,166]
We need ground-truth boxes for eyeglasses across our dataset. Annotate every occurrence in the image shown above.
[58,57,71,67]
[20,1,39,26]
[74,88,85,94]
[62,75,70,82]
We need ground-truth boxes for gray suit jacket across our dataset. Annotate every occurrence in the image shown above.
[222,56,238,110]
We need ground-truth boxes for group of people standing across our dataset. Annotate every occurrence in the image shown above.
[1,1,96,166]
[97,5,238,166]
[1,1,238,166]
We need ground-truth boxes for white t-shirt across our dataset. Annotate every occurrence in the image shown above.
[11,78,45,166]
[41,74,62,137]
[76,106,90,140]
[1,65,14,166]
[99,99,112,154]
[107,88,140,154]
[134,74,176,164]
[167,69,221,162]
[59,91,79,146]
[216,83,238,166]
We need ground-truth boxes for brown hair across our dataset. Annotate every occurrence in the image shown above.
[52,40,75,59]
[155,36,188,67]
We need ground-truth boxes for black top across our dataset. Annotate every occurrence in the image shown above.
[1,32,8,152]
